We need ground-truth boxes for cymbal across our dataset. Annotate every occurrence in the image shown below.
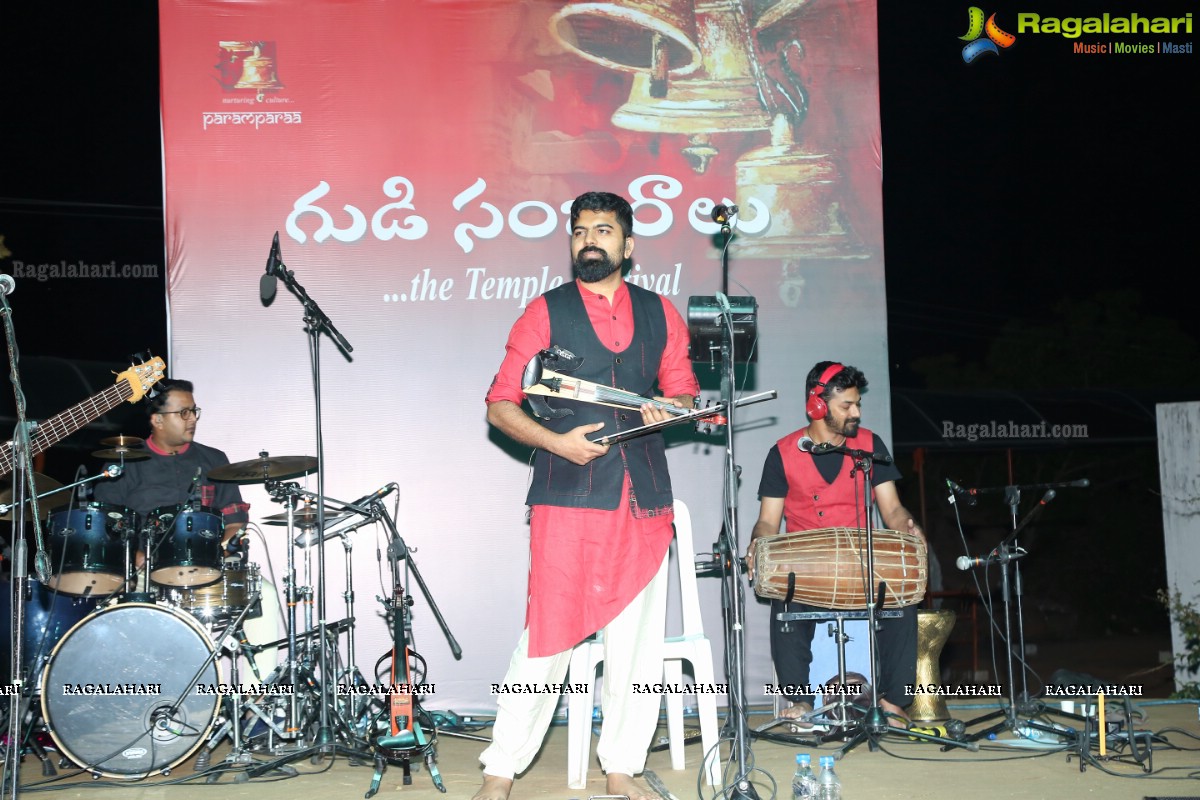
[293,525,349,549]
[99,435,145,448]
[208,455,318,484]
[92,447,151,461]
[0,473,65,521]
[261,507,345,528]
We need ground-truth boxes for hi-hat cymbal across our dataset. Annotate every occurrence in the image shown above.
[293,526,349,549]
[208,455,318,484]
[261,507,345,528]
[92,447,151,461]
[0,473,65,521]
[99,435,145,448]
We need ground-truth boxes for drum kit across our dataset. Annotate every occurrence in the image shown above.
[1,450,388,781]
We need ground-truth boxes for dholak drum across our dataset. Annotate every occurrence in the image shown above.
[41,603,220,777]
[45,502,136,596]
[0,578,97,685]
[174,563,262,625]
[146,505,223,587]
[753,527,927,609]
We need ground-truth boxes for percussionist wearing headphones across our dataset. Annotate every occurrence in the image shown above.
[745,361,924,727]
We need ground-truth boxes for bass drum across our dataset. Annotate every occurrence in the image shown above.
[41,603,220,777]
[0,578,97,686]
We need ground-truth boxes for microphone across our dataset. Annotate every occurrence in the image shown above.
[0,274,15,296]
[797,436,814,452]
[946,479,977,507]
[349,481,398,509]
[260,231,281,303]
[104,464,124,479]
[186,467,202,508]
[956,552,996,570]
[710,203,738,225]
[34,549,52,584]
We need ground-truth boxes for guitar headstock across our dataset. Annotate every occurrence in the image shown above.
[115,356,167,403]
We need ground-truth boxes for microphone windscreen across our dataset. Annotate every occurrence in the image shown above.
[260,272,278,303]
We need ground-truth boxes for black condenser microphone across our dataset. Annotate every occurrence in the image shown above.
[260,231,281,303]
[185,467,202,508]
[797,436,815,452]
[348,481,398,509]
[946,479,977,507]
[710,204,738,225]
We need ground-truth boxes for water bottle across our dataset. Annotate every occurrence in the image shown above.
[791,753,816,799]
[816,755,841,800]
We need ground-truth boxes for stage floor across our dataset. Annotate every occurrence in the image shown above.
[7,700,1198,800]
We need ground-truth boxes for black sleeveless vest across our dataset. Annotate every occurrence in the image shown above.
[526,281,674,511]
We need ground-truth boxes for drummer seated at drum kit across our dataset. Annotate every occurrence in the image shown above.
[745,362,926,731]
[92,379,251,589]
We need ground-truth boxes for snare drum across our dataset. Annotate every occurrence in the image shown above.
[41,603,220,777]
[45,502,136,596]
[175,563,262,624]
[753,527,927,609]
[146,505,223,587]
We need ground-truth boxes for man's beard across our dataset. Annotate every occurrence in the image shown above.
[573,247,621,283]
[828,416,860,437]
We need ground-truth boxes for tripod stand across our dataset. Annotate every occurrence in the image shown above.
[772,608,903,736]
[251,233,373,772]
[784,441,970,757]
[364,497,461,796]
[954,479,1091,745]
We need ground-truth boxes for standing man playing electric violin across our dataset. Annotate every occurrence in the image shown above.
[476,191,699,800]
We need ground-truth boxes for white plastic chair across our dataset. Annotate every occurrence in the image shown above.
[566,499,721,788]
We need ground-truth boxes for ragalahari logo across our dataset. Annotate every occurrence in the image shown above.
[960,8,1017,62]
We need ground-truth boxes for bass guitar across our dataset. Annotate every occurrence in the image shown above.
[0,356,166,478]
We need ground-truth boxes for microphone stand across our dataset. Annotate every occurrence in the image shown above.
[257,234,363,768]
[804,442,968,756]
[708,290,759,800]
[3,284,51,800]
[955,480,1087,744]
[0,466,121,519]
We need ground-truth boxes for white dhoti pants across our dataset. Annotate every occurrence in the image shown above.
[480,552,668,779]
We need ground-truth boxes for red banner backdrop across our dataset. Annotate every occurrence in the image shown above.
[159,0,889,712]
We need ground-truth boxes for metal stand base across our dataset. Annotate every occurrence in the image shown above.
[770,608,976,756]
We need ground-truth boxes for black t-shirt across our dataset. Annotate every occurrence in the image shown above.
[92,441,247,524]
[758,433,902,498]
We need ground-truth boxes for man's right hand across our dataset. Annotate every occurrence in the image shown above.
[554,422,611,465]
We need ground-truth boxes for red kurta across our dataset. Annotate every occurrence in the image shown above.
[486,281,698,656]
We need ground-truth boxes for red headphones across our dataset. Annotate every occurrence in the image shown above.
[806,363,845,420]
